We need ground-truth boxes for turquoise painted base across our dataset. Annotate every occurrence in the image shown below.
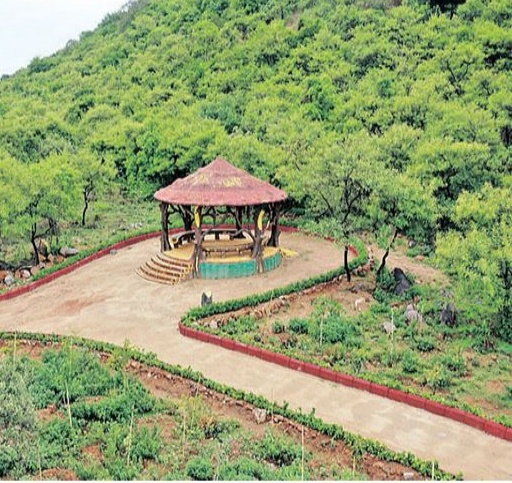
[199,251,282,279]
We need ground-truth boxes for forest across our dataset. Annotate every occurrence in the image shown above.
[0,0,510,342]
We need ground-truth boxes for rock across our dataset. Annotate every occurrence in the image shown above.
[253,408,267,424]
[201,290,213,307]
[209,320,219,330]
[404,304,424,326]
[37,239,49,260]
[59,247,79,257]
[392,267,412,295]
[20,269,31,279]
[350,282,373,293]
[110,249,118,255]
[382,321,396,335]
[4,273,14,286]
[408,240,417,249]
[441,303,457,326]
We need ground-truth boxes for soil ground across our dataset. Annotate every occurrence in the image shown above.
[0,232,511,480]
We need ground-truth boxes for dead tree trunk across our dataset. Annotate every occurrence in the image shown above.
[376,227,398,278]
[344,245,351,282]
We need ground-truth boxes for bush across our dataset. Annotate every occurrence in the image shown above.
[416,337,436,352]
[288,317,309,335]
[219,457,270,480]
[256,430,303,467]
[402,350,420,374]
[441,352,467,377]
[272,321,285,334]
[309,298,360,346]
[424,366,451,392]
[186,456,214,480]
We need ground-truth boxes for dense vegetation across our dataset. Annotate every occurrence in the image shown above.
[0,0,511,339]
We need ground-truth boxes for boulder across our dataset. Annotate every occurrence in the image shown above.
[59,247,79,257]
[37,239,49,260]
[253,408,267,424]
[201,291,213,307]
[441,303,457,326]
[382,321,396,336]
[20,269,31,279]
[404,304,424,325]
[4,273,14,286]
[392,267,412,295]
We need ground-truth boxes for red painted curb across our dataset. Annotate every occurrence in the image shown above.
[464,413,485,431]
[404,393,426,410]
[484,421,507,439]
[319,367,338,383]
[303,362,322,378]
[179,323,511,440]
[0,231,163,302]
[424,400,447,417]
[336,373,356,387]
[288,358,305,371]
[353,378,371,392]
[369,383,390,398]
[388,388,406,403]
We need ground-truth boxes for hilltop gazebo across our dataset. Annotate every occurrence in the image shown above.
[140,158,288,283]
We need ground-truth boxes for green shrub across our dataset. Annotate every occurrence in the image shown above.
[219,457,270,480]
[272,321,285,334]
[402,350,420,374]
[186,456,214,480]
[309,298,360,346]
[416,337,436,352]
[30,347,117,408]
[424,366,451,392]
[288,317,309,335]
[441,352,467,377]
[221,316,257,336]
[256,430,303,467]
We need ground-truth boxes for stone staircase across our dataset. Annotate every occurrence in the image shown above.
[136,252,193,285]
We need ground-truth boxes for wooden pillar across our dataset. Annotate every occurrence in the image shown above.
[252,206,264,273]
[234,207,244,238]
[192,206,203,277]
[269,202,281,247]
[160,202,171,252]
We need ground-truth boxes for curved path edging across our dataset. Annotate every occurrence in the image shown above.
[179,323,512,442]
[0,230,167,302]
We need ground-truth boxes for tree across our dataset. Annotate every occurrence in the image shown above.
[3,156,79,264]
[368,172,438,277]
[71,149,116,227]
[298,132,381,281]
[436,182,512,342]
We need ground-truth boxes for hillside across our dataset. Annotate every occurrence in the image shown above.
[0,0,511,341]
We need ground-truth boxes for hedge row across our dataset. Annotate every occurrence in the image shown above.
[0,331,459,480]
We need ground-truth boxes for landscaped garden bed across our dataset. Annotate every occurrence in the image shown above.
[0,335,456,480]
[187,272,512,429]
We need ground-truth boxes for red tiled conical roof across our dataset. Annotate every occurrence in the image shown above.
[154,158,287,207]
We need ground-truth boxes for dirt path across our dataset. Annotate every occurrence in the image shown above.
[0,233,510,480]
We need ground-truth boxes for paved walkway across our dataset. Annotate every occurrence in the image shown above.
[0,233,510,480]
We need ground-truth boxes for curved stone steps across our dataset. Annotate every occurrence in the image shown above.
[136,253,193,285]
